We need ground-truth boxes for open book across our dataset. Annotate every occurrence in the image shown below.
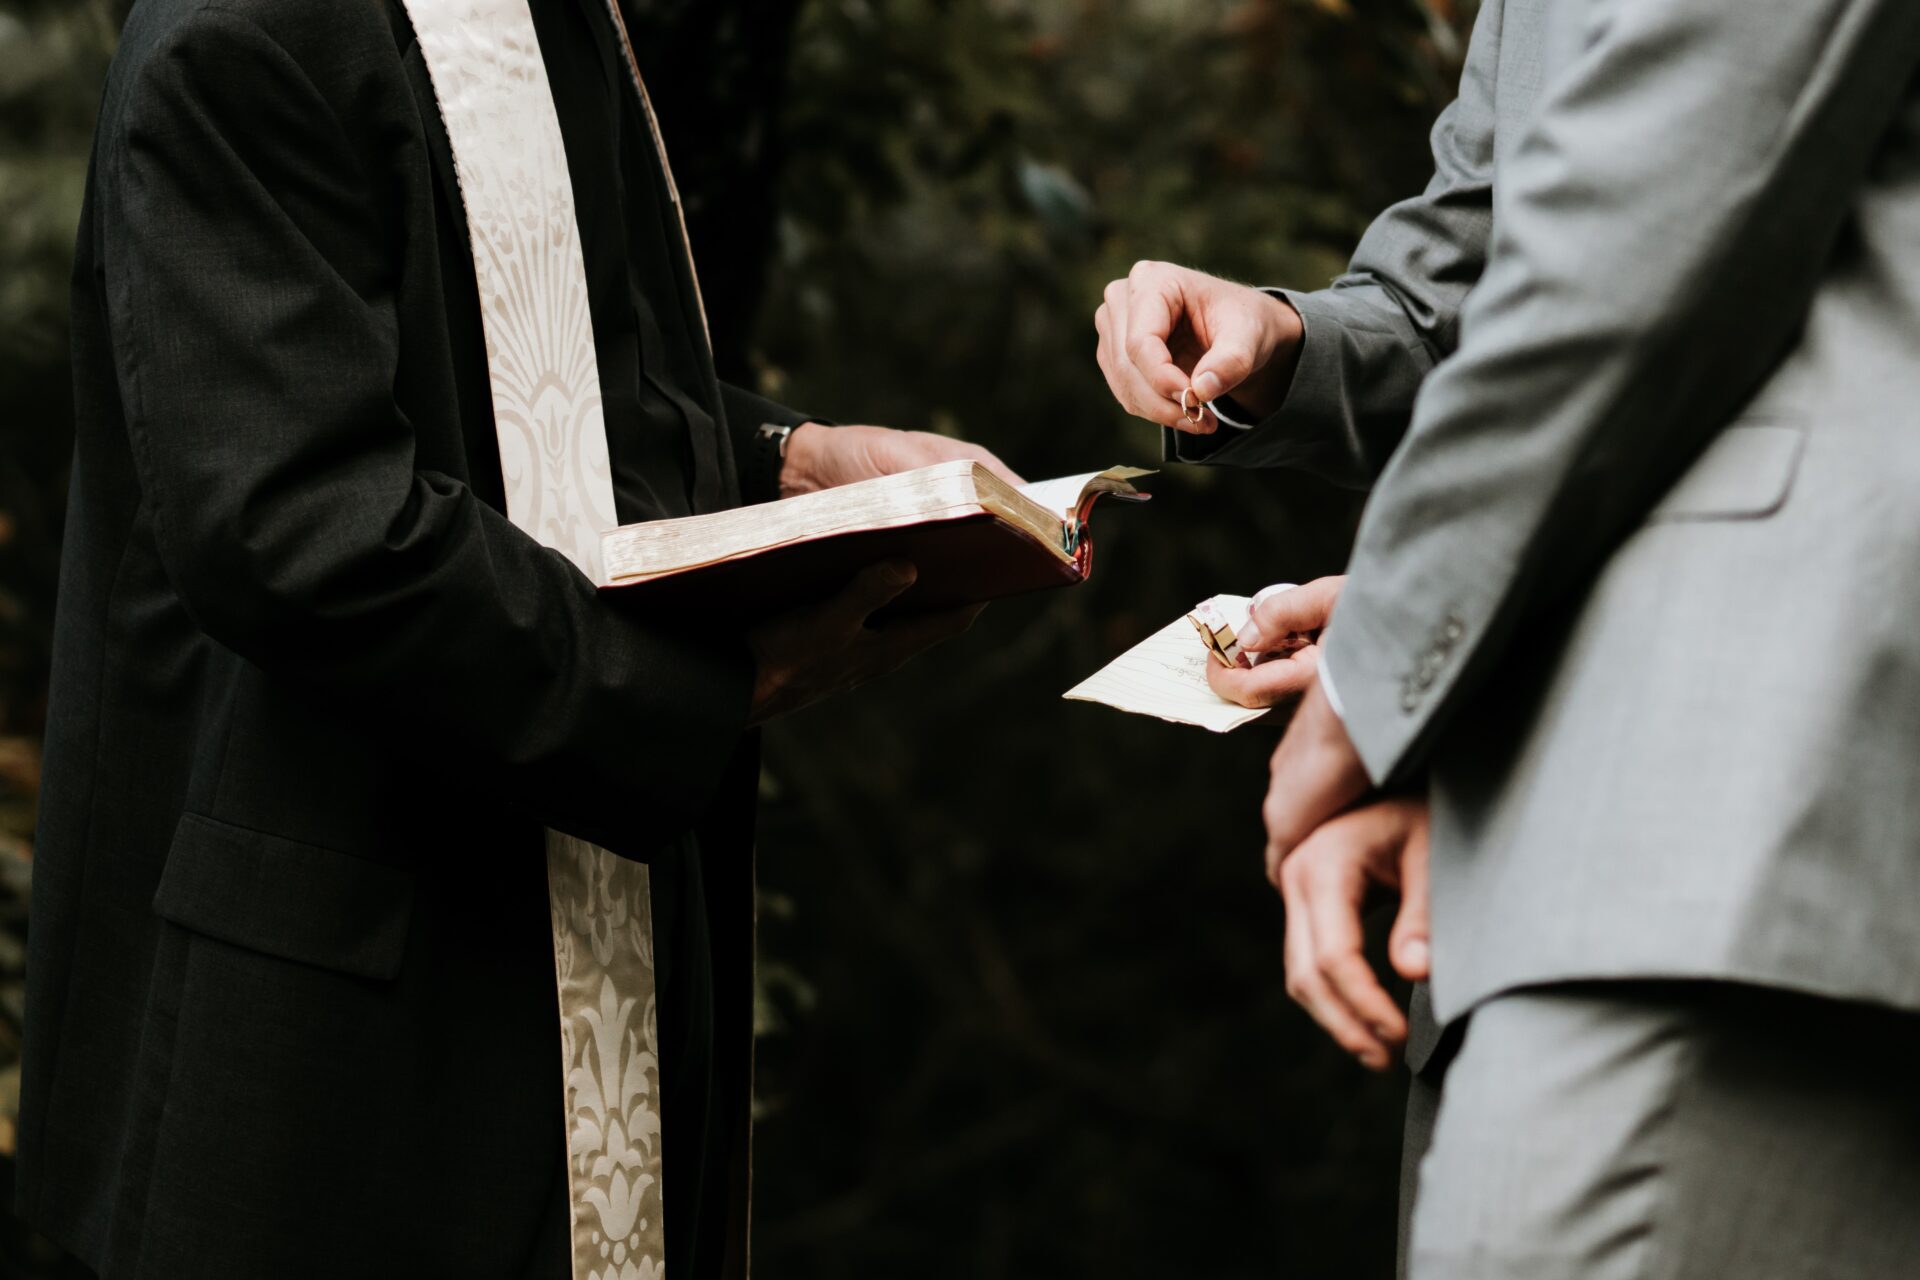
[600,462,1152,613]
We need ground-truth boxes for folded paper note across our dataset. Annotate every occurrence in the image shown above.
[1064,595,1272,733]
[599,462,1152,614]
[1067,588,1323,731]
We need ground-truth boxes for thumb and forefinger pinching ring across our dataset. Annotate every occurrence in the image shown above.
[1180,385,1208,426]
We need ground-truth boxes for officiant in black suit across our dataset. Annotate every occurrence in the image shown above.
[17,0,1016,1276]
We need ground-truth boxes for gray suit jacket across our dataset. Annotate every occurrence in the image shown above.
[1179,0,1920,1027]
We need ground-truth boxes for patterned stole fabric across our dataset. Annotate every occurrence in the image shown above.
[398,2,667,1276]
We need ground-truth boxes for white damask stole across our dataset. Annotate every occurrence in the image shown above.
[398,1,671,1276]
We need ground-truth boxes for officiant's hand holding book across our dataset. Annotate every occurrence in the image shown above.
[744,560,984,724]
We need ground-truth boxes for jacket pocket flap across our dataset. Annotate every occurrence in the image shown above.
[153,814,414,981]
[1648,423,1806,522]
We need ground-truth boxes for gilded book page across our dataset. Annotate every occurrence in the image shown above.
[602,463,1153,586]
[1064,598,1271,733]
[1015,466,1156,521]
[602,461,989,582]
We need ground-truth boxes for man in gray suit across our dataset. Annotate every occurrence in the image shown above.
[1098,0,1920,1274]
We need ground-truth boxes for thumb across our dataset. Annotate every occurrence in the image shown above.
[838,560,919,625]
[1241,575,1344,651]
[1390,809,1432,981]
[1189,326,1260,404]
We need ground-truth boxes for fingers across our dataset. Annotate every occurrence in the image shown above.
[875,602,986,652]
[1187,303,1264,404]
[1277,828,1396,1071]
[898,431,1028,487]
[1121,262,1191,407]
[1390,805,1433,982]
[1094,262,1294,432]
[1239,576,1345,652]
[745,568,974,723]
[1303,808,1413,1053]
[1205,646,1319,708]
[1260,682,1372,875]
[1278,874,1363,1059]
[1279,803,1424,1070]
[961,443,1026,488]
[833,560,918,629]
[835,602,985,694]
[1097,278,1194,429]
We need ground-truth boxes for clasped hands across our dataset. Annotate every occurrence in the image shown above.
[1219,579,1430,1072]
[1099,261,1431,1073]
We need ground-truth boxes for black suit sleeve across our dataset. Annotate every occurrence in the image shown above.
[719,381,818,505]
[106,6,751,857]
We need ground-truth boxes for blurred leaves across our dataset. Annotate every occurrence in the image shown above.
[0,1,117,386]
[0,2,117,1273]
[740,2,1472,1277]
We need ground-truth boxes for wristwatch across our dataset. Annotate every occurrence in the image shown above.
[749,421,797,504]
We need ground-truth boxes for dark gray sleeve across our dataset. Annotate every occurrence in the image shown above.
[1319,0,1920,784]
[1166,0,1505,484]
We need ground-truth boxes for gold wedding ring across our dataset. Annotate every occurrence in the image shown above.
[1180,385,1207,426]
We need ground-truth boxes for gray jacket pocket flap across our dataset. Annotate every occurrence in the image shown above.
[1648,423,1806,522]
[153,813,414,981]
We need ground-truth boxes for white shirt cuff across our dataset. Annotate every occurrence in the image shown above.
[1210,398,1257,430]
[1319,659,1347,722]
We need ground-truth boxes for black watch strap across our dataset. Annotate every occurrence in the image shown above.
[746,421,796,505]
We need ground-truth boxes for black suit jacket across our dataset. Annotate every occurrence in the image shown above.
[20,1,797,1274]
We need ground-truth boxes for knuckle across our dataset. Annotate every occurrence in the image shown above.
[1316,952,1345,983]
[1128,259,1159,280]
[1296,849,1333,894]
[1277,854,1304,896]
[1253,600,1293,633]
[1268,855,1287,892]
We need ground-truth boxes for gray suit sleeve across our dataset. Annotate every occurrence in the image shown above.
[1167,0,1504,483]
[1320,0,1920,784]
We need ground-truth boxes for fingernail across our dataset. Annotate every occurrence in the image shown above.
[1402,939,1430,970]
[1238,621,1264,650]
[1251,582,1298,608]
[1193,371,1224,401]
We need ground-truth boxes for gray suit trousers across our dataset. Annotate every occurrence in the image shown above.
[1403,982,1920,1280]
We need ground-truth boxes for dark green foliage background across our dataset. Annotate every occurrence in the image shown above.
[0,1,1471,1274]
